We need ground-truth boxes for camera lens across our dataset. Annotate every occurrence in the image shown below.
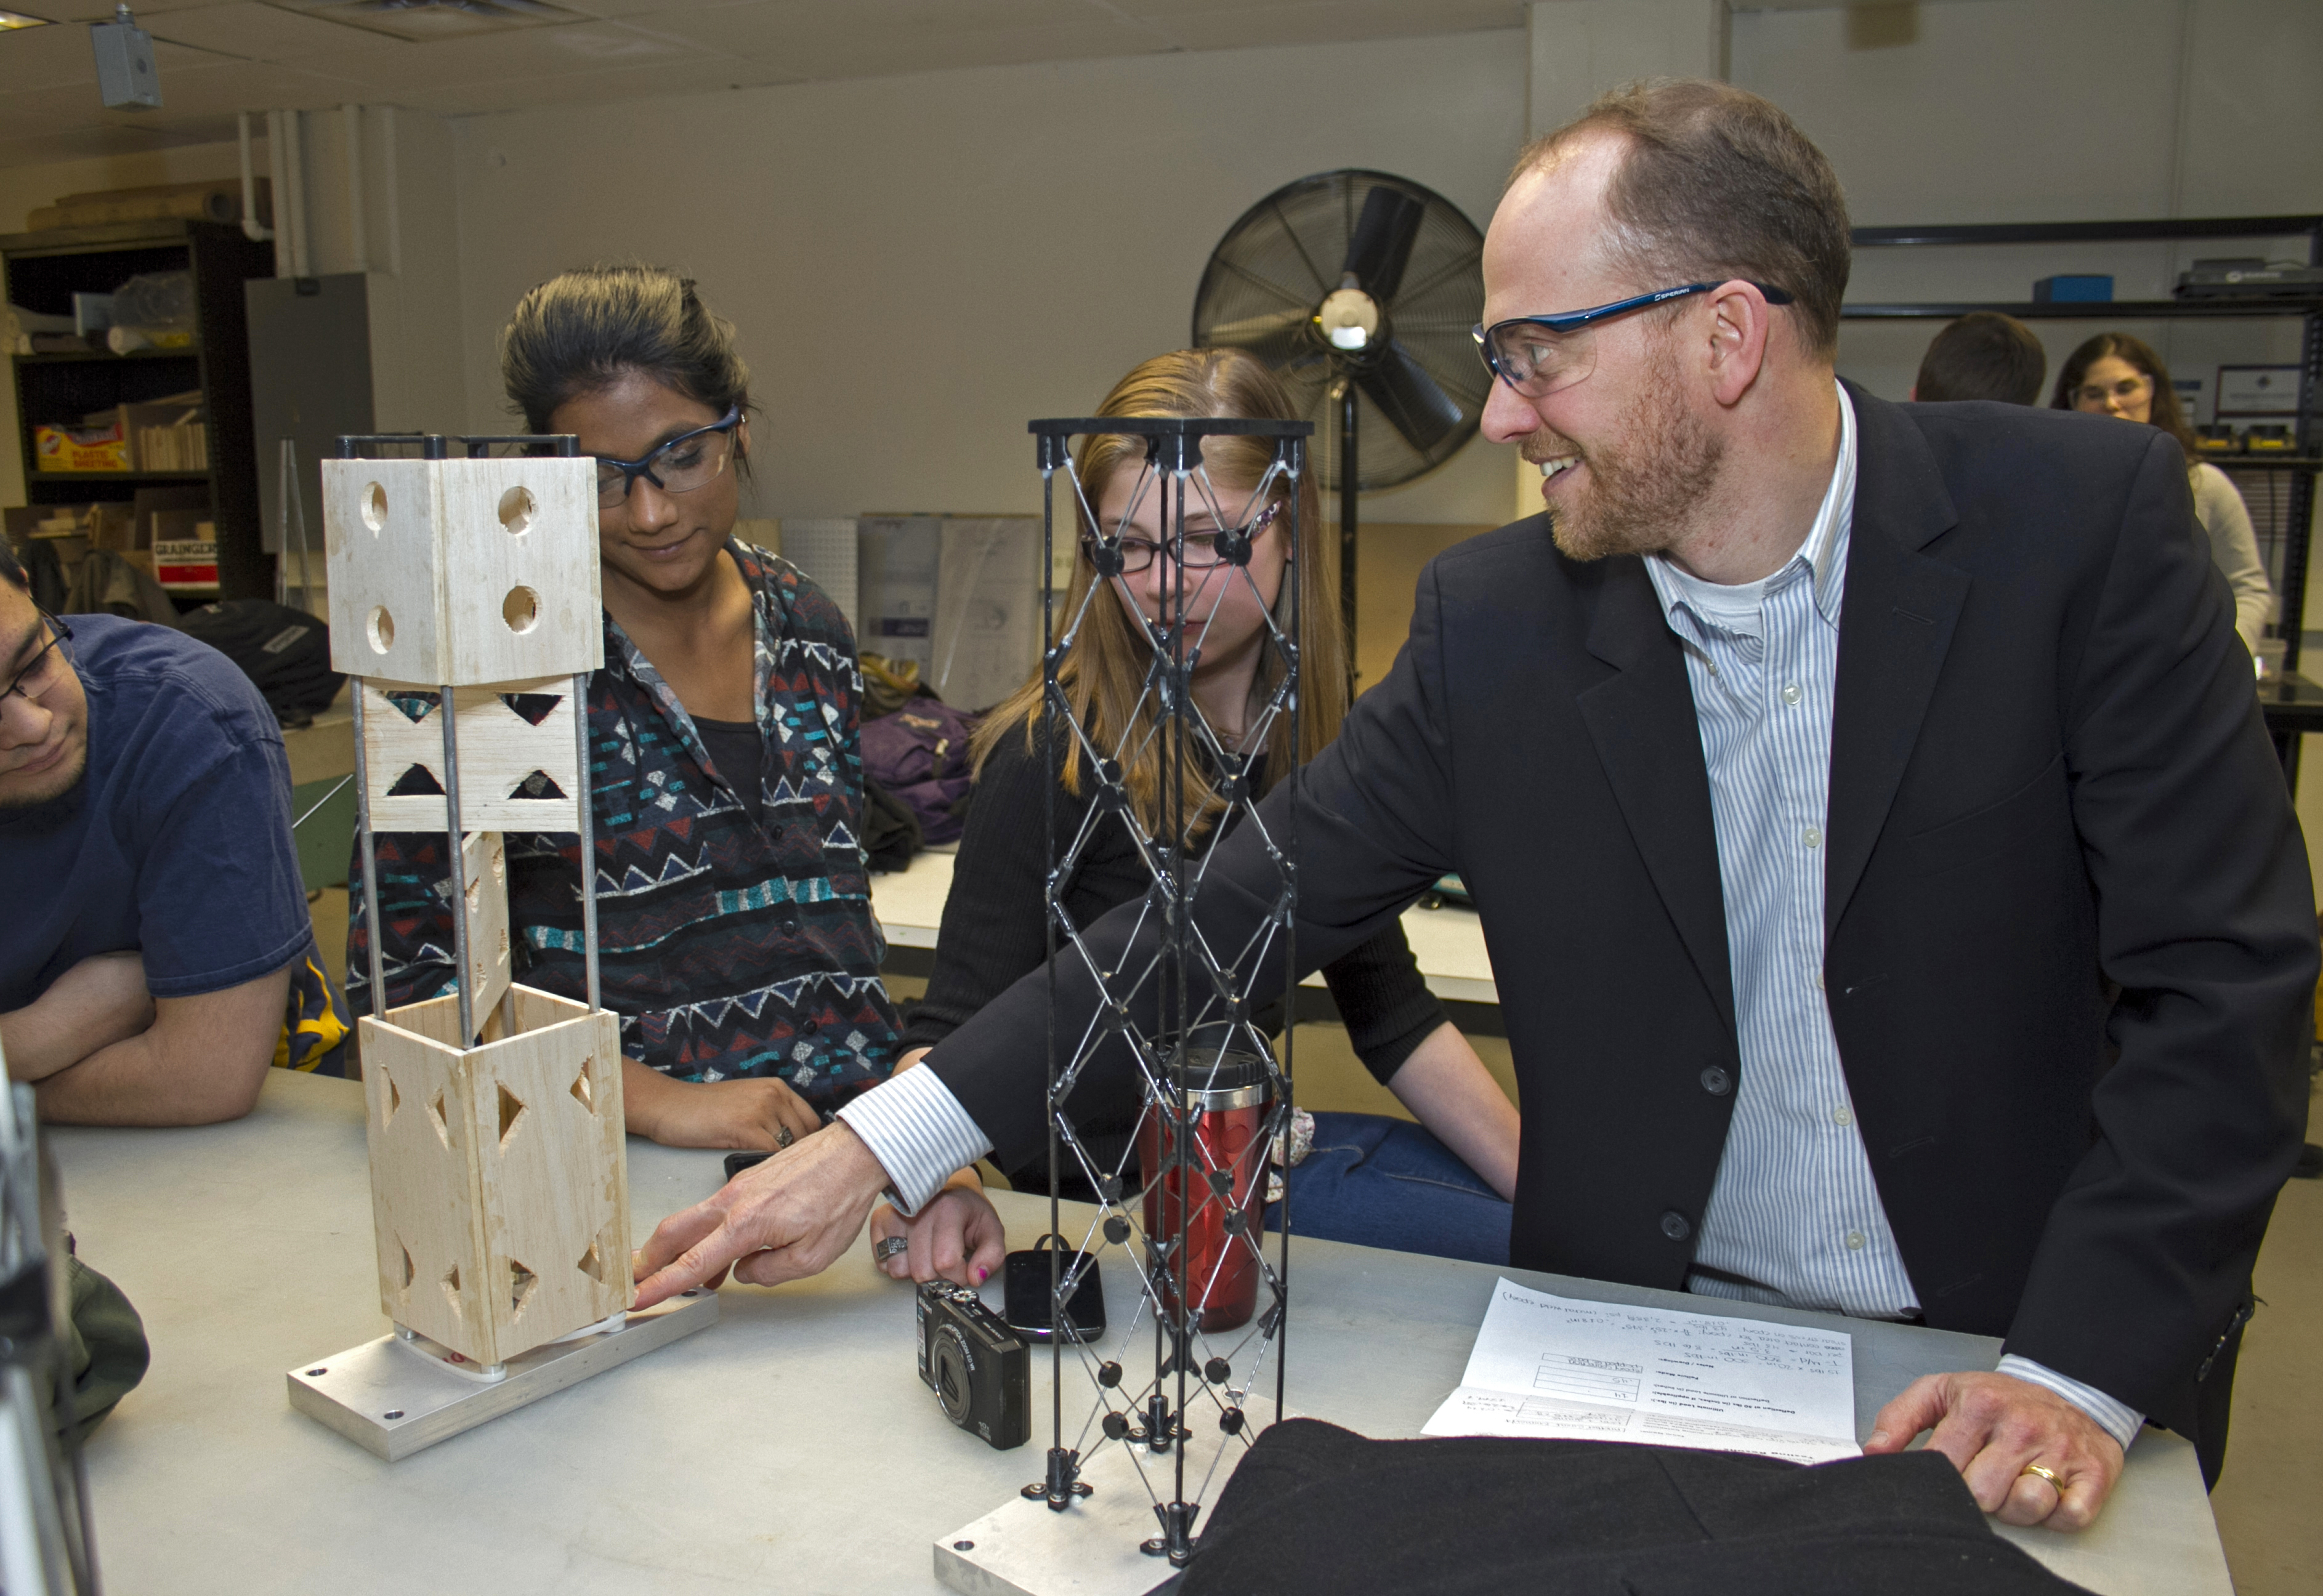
[932,1324,975,1427]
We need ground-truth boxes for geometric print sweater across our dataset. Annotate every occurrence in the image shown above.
[345,539,903,1113]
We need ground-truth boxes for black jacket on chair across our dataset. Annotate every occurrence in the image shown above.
[926,385,2316,1452]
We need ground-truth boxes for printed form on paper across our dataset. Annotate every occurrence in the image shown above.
[1422,1277,1859,1465]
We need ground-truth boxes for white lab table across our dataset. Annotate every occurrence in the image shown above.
[871,848,1500,1007]
[51,1073,2226,1595]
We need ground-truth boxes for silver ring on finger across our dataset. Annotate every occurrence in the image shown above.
[774,1125,795,1150]
[873,1236,909,1263]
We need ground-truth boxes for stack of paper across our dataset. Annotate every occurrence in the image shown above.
[1423,1278,1860,1466]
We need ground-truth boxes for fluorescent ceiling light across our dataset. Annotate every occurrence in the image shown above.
[0,10,52,28]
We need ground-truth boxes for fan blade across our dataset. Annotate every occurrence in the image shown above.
[1356,341,1464,456]
[1205,307,1312,371]
[1341,187,1426,301]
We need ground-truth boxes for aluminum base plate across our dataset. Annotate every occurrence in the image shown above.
[287,1291,719,1461]
[934,1400,1279,1596]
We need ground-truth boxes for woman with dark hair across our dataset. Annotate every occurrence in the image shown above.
[349,265,907,1152]
[865,348,1521,1283]
[2054,332,2274,659]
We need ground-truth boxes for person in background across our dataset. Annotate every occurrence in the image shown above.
[0,541,310,1123]
[2056,332,2274,661]
[866,348,1522,1285]
[348,265,904,1150]
[1911,311,2046,405]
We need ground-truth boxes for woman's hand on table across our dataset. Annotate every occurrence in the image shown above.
[869,1168,1007,1287]
[621,1057,822,1150]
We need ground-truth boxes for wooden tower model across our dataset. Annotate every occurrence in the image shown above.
[326,437,627,1372]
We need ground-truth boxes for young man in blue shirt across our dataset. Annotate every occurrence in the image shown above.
[0,542,310,1122]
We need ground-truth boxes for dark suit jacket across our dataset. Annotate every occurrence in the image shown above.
[927,385,2316,1443]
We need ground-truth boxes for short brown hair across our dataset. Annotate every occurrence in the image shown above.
[2052,332,2197,461]
[1514,79,1852,353]
[1915,313,2046,405]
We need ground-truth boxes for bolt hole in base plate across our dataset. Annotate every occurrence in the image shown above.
[285,1293,719,1462]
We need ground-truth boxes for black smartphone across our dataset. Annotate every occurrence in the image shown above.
[723,1150,772,1180]
[1003,1238,1106,1344]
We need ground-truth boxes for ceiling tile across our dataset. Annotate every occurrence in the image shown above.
[629,0,1166,78]
[0,18,226,88]
[263,18,711,91]
[393,51,786,113]
[139,2,412,62]
[1140,0,1523,52]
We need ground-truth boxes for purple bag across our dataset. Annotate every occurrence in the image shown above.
[860,701,980,844]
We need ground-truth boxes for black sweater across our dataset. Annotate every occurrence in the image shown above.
[905,721,1445,1183]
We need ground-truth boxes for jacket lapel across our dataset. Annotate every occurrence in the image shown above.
[1825,386,1969,938]
[1575,561,1737,1034]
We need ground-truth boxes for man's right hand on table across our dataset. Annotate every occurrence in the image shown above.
[631,1119,891,1307]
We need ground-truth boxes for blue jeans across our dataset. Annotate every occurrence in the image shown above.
[1266,1112,1511,1266]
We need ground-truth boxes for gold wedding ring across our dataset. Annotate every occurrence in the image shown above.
[2020,1462,2064,1491]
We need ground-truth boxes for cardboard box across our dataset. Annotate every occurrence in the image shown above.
[153,536,219,592]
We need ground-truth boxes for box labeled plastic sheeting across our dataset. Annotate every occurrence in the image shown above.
[2032,275,2113,302]
[34,421,129,473]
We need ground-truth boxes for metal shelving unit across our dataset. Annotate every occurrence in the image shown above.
[1845,214,2323,779]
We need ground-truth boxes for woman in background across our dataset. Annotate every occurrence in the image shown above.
[870,347,1521,1282]
[2054,332,2274,661]
[350,265,903,1150]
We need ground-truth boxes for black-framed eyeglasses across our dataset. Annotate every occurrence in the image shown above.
[593,405,743,509]
[1473,280,1798,397]
[1,611,72,706]
[1084,501,1283,576]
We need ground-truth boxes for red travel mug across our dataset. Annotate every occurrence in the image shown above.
[1136,1027,1274,1332]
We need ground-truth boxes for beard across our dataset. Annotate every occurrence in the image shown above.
[1527,340,1726,563]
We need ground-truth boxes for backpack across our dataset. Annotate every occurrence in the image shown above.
[177,600,344,723]
[860,700,979,844]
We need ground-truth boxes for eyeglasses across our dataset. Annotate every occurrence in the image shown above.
[1085,501,1283,576]
[1473,280,1798,398]
[593,405,743,509]
[1,611,71,707]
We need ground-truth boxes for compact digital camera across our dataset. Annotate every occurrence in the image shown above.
[915,1280,1031,1450]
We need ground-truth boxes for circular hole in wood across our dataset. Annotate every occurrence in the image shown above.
[383,1409,405,1420]
[362,482,387,534]
[497,485,536,536]
[306,1367,328,1376]
[366,605,395,655]
[502,586,540,634]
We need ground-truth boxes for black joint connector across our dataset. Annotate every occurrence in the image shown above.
[421,435,448,459]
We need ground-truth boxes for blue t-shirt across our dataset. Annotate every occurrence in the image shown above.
[1,615,310,1012]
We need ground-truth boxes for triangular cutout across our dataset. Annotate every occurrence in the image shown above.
[499,691,563,727]
[427,1090,450,1148]
[400,1243,415,1290]
[387,763,445,797]
[385,1074,400,1126]
[576,1241,604,1283]
[509,1259,536,1315]
[509,769,568,800]
[569,1066,594,1114]
[442,1263,463,1312]
[497,1084,526,1147]
[384,690,439,724]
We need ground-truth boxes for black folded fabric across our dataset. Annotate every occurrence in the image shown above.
[1179,1419,2092,1596]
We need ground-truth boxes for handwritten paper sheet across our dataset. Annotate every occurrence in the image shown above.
[1422,1278,1860,1465]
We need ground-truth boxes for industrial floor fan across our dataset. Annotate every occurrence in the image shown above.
[1193,169,1489,667]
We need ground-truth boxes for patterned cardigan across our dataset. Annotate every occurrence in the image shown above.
[347,540,903,1112]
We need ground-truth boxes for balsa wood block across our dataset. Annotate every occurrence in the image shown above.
[461,831,513,1023]
[287,1291,718,1462]
[358,677,583,835]
[325,455,604,686]
[360,985,627,1368]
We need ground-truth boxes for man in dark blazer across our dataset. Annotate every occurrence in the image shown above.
[634,84,2314,1531]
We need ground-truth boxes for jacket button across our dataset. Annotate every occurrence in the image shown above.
[1660,1211,1691,1241]
[780,915,800,935]
[1700,1065,1732,1096]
